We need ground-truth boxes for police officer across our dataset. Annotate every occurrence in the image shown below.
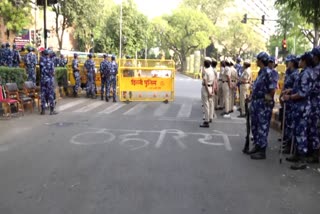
[282,52,314,170]
[12,43,21,67]
[84,53,96,99]
[25,47,38,85]
[307,47,320,163]
[248,52,276,160]
[229,58,238,113]
[4,42,13,67]
[58,54,68,67]
[268,56,279,90]
[99,54,110,101]
[0,43,5,66]
[40,49,58,115]
[72,53,80,97]
[235,57,243,100]
[106,55,118,102]
[238,59,252,117]
[217,61,225,110]
[280,55,299,153]
[221,59,231,118]
[200,57,215,128]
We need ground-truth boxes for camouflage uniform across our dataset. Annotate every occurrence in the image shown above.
[84,57,96,98]
[72,56,80,96]
[107,57,118,102]
[25,49,38,85]
[3,43,13,67]
[12,45,21,67]
[0,43,5,66]
[99,57,110,100]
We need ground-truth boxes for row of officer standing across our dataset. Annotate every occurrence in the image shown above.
[72,53,118,102]
[0,42,21,67]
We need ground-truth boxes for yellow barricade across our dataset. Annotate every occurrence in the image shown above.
[118,59,175,102]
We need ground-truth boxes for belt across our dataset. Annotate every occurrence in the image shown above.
[202,84,213,87]
[222,81,228,83]
[241,82,250,84]
[218,79,222,81]
[231,80,236,82]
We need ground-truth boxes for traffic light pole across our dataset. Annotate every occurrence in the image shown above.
[43,0,47,49]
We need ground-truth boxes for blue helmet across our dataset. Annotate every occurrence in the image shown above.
[27,46,33,52]
[88,53,93,58]
[5,42,10,47]
[257,52,269,62]
[285,54,296,62]
[43,49,50,56]
[300,52,314,67]
[268,56,276,63]
[74,53,78,58]
[311,46,320,56]
[111,55,116,60]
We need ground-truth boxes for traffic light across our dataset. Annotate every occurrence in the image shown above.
[37,0,58,6]
[282,39,287,50]
[261,15,265,25]
[241,14,247,24]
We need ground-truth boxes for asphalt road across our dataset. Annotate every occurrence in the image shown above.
[0,73,320,214]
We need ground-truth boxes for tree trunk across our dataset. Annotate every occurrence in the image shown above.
[179,53,187,73]
[314,21,319,47]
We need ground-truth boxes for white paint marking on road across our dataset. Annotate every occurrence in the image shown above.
[153,104,170,117]
[158,117,245,124]
[74,101,104,113]
[57,99,87,111]
[177,103,192,118]
[123,103,147,115]
[155,129,187,149]
[99,103,126,114]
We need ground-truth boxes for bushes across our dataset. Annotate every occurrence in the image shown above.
[55,67,68,87]
[0,66,27,88]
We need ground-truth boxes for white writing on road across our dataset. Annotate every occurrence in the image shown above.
[70,128,237,151]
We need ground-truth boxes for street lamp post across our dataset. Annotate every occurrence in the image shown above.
[119,0,123,59]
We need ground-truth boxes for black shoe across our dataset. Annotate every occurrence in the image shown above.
[248,145,260,155]
[200,122,210,128]
[242,146,250,154]
[237,114,246,118]
[49,107,58,115]
[40,109,45,115]
[290,161,307,170]
[229,110,234,113]
[209,119,213,123]
[106,97,109,102]
[250,147,266,160]
[306,149,319,164]
[286,154,300,163]
[220,112,227,116]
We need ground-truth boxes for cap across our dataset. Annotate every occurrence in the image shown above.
[111,55,116,60]
[300,51,313,61]
[257,52,269,62]
[43,49,50,56]
[103,53,108,58]
[27,46,33,52]
[5,42,10,47]
[311,46,320,56]
[285,54,296,62]
[74,53,78,57]
[88,53,93,58]
[204,57,212,62]
[236,57,242,63]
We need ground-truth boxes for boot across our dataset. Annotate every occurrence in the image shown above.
[106,97,109,102]
[49,107,58,115]
[200,121,210,128]
[250,147,266,160]
[306,149,319,164]
[290,155,307,170]
[286,148,300,162]
[247,144,260,155]
[40,108,45,115]
[113,97,116,103]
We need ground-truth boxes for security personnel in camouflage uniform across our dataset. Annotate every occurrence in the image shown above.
[106,55,118,102]
[99,54,110,101]
[282,52,314,170]
[12,44,21,67]
[84,53,96,98]
[0,43,5,66]
[25,47,38,85]
[40,49,58,115]
[248,52,276,160]
[238,59,251,117]
[72,53,80,97]
[280,55,299,153]
[3,43,13,67]
[307,47,320,163]
[58,54,68,67]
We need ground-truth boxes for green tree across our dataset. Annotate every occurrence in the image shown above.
[52,0,78,50]
[0,0,32,40]
[214,14,265,57]
[181,0,232,24]
[101,0,149,57]
[275,0,320,47]
[152,7,214,72]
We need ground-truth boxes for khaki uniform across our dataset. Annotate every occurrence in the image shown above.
[213,69,218,109]
[222,66,231,113]
[229,67,238,111]
[201,67,215,122]
[217,69,224,108]
[239,67,252,115]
